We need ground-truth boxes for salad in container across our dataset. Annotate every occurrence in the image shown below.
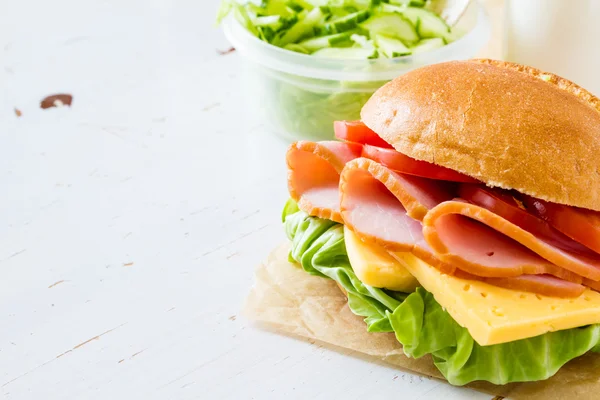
[218,0,490,141]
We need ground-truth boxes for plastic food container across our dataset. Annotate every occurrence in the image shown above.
[223,2,491,142]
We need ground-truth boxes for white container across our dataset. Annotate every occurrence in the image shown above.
[223,2,491,142]
[504,0,600,96]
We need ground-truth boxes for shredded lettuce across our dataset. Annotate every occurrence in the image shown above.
[282,204,600,385]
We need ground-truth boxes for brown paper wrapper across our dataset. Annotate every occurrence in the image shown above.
[244,243,600,400]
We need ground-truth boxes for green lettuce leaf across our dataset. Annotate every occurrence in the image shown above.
[285,210,404,331]
[283,204,600,385]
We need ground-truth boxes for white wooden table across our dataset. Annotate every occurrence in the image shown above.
[0,1,493,399]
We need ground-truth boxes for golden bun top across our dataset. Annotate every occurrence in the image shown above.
[361,59,600,211]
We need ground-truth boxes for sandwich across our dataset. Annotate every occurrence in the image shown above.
[275,59,600,386]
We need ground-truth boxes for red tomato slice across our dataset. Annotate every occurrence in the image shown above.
[362,144,480,183]
[459,184,596,256]
[522,196,600,255]
[333,120,393,149]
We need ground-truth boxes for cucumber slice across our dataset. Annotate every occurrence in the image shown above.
[361,13,419,44]
[374,34,411,57]
[280,14,299,30]
[380,3,405,14]
[444,27,466,43]
[216,0,233,24]
[325,32,353,46]
[350,33,375,49]
[257,26,277,42]
[263,0,293,17]
[297,0,325,6]
[389,0,425,6]
[283,43,310,54]
[247,3,268,17]
[337,5,359,15]
[347,0,379,7]
[399,7,451,39]
[277,6,329,46]
[285,0,304,13]
[294,0,315,9]
[319,10,371,34]
[318,5,331,14]
[411,37,445,53]
[299,33,352,52]
[312,47,377,59]
[253,15,284,30]
[233,4,260,37]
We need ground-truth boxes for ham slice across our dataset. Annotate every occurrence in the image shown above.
[423,201,600,281]
[285,140,600,298]
[286,141,362,223]
[337,159,586,297]
[339,158,456,273]
[584,278,600,292]
[340,158,456,223]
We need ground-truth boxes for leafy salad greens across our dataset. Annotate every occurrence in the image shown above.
[217,0,462,58]
[283,200,600,385]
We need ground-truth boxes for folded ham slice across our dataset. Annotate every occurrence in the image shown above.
[338,158,587,288]
[285,140,600,297]
[339,157,456,273]
[584,278,600,292]
[287,141,362,223]
[423,201,600,281]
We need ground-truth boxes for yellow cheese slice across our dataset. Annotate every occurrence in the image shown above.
[344,226,419,292]
[344,227,600,346]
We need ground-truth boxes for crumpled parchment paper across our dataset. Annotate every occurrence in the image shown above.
[244,243,600,400]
